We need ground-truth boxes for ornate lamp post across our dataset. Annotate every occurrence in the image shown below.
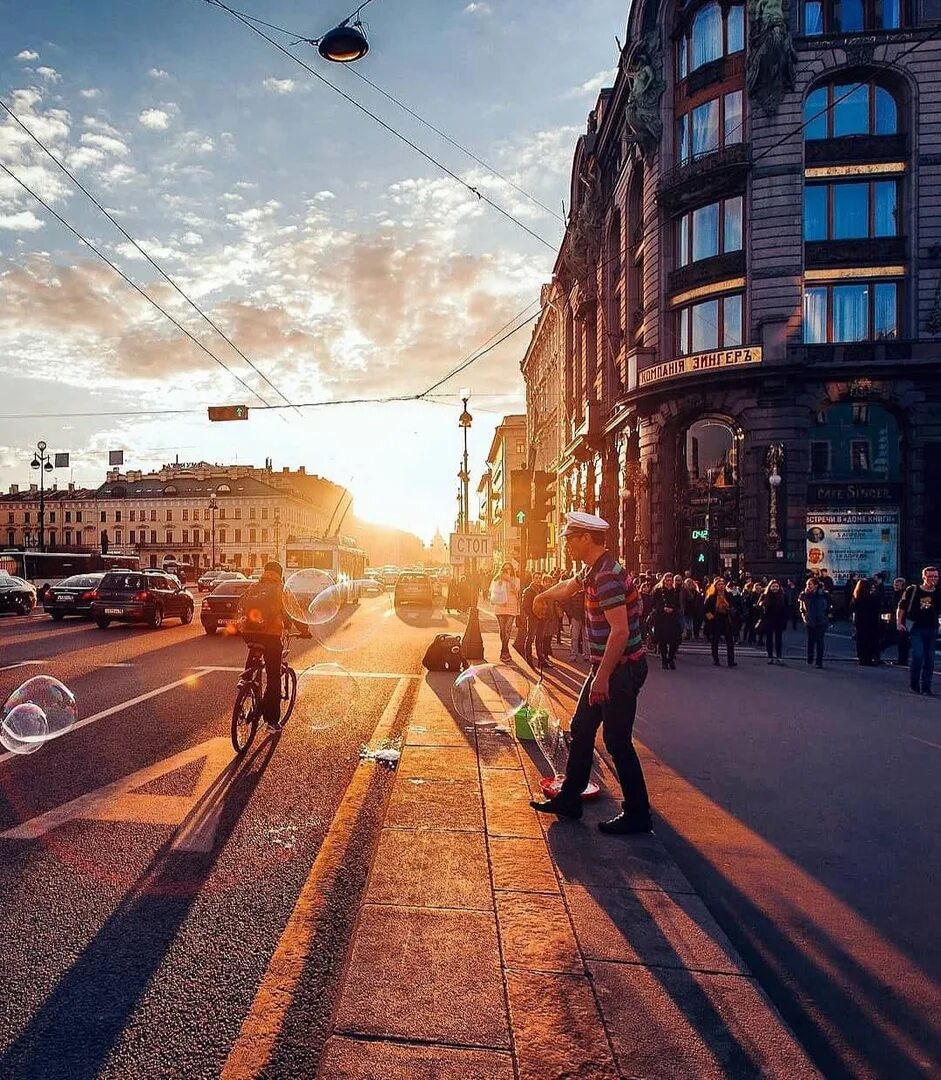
[458,389,484,661]
[29,441,55,552]
[208,493,218,569]
[765,442,785,552]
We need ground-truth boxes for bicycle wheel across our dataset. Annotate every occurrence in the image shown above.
[231,684,260,753]
[279,665,298,726]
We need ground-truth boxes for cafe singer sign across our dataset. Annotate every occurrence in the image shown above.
[639,346,762,388]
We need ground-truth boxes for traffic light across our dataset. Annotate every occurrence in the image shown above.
[528,522,548,559]
[690,527,710,571]
[510,469,531,519]
[208,405,249,422]
[531,470,553,521]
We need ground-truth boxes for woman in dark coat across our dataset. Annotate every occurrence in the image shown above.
[757,579,789,664]
[704,577,737,667]
[653,573,684,669]
[850,578,883,666]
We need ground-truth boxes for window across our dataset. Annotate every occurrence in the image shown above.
[803,281,899,342]
[262,528,269,542]
[76,511,83,523]
[804,81,898,140]
[803,0,903,34]
[6,512,12,524]
[129,510,135,522]
[166,510,173,522]
[262,507,269,520]
[803,180,898,240]
[114,530,122,545]
[235,508,242,520]
[677,92,743,165]
[150,509,157,521]
[851,439,871,472]
[114,510,121,523]
[182,529,189,543]
[194,528,200,542]
[183,509,189,521]
[166,530,173,544]
[250,507,257,520]
[250,528,257,543]
[49,511,56,524]
[676,292,744,354]
[677,2,745,79]
[219,530,227,544]
[100,510,107,523]
[204,509,210,521]
[150,530,157,544]
[218,508,225,520]
[65,510,72,523]
[516,441,526,454]
[235,529,242,543]
[130,530,136,544]
[677,196,743,266]
[24,511,31,523]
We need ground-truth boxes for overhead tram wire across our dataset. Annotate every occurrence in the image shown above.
[201,0,558,252]
[198,1,562,224]
[0,160,280,412]
[0,98,301,417]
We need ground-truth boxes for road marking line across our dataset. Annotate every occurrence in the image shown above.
[219,676,413,1080]
[906,735,941,751]
[1,737,233,851]
[194,665,420,680]
[0,660,47,673]
[0,671,217,766]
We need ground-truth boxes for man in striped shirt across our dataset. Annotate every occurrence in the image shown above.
[529,511,652,835]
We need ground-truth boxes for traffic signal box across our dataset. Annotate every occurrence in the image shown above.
[531,470,553,521]
[208,405,249,421]
[510,469,531,519]
[690,527,710,570]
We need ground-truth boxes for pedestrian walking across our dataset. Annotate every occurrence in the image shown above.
[850,578,883,666]
[489,562,520,663]
[563,587,589,661]
[704,577,737,667]
[897,566,940,696]
[883,577,909,666]
[758,579,789,663]
[799,577,831,668]
[653,573,683,669]
[529,511,652,835]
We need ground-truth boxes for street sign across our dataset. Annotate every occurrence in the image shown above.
[450,533,492,560]
[208,405,249,422]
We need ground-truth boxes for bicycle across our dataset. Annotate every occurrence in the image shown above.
[231,633,298,753]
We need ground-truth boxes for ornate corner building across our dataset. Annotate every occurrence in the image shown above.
[523,0,941,582]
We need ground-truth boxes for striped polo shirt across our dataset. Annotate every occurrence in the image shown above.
[578,551,645,664]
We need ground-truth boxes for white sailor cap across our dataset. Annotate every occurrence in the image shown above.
[563,510,609,534]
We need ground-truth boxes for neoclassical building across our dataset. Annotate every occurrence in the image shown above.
[523,0,941,582]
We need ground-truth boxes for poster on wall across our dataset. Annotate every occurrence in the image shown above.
[805,510,899,584]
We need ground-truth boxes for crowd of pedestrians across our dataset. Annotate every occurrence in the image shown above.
[480,560,940,697]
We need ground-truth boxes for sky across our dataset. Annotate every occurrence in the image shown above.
[0,0,628,544]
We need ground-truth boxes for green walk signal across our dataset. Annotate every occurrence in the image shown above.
[208,405,249,422]
[516,510,526,525]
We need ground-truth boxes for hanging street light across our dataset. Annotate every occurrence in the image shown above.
[317,19,369,63]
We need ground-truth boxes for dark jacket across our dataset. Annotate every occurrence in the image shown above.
[757,589,789,629]
[703,591,733,631]
[238,570,285,637]
[653,587,683,639]
[850,593,882,631]
[800,588,831,628]
[520,582,540,619]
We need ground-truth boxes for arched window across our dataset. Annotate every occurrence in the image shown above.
[804,80,899,140]
[677,2,745,80]
[686,419,738,483]
[802,0,905,35]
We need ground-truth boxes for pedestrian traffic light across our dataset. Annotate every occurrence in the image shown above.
[510,469,531,519]
[531,470,553,521]
[691,539,710,570]
[208,405,249,421]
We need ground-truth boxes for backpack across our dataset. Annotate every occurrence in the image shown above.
[422,633,467,672]
[236,580,282,635]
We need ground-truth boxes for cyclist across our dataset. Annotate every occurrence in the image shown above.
[237,560,288,730]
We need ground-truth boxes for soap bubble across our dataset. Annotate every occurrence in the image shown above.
[302,662,360,731]
[310,580,395,654]
[1,702,48,755]
[525,682,566,778]
[1,675,78,754]
[283,569,336,628]
[451,663,532,728]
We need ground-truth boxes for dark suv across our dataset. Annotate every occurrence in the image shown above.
[91,571,195,629]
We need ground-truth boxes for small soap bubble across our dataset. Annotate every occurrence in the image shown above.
[304,662,359,731]
[1,702,49,756]
[526,682,566,778]
[1,676,78,755]
[451,663,532,728]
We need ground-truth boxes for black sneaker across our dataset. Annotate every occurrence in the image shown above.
[598,812,653,835]
[530,796,582,819]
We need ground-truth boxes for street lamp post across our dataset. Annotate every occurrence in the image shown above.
[29,441,55,552]
[208,493,218,569]
[458,389,484,661]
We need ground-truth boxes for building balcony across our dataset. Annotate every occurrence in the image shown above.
[787,338,936,367]
[658,144,749,215]
[804,133,908,168]
[669,251,747,298]
[804,237,906,269]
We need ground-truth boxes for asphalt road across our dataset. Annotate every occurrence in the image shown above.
[634,628,941,1080]
[0,594,445,1080]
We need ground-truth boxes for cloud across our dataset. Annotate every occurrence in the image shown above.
[148,67,169,78]
[0,210,44,231]
[36,66,61,83]
[138,108,172,130]
[15,50,39,61]
[79,88,100,99]
[262,77,298,94]
[564,67,618,99]
[463,2,492,13]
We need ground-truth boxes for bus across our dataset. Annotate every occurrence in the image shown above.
[0,551,141,590]
[284,536,367,603]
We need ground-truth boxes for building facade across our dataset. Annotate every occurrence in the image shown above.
[1,462,347,572]
[521,0,941,583]
[479,415,528,569]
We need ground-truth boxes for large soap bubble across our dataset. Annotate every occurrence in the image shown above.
[451,663,532,728]
[310,579,395,653]
[302,662,360,731]
[1,703,49,755]
[1,675,78,755]
[525,682,599,799]
[283,569,337,627]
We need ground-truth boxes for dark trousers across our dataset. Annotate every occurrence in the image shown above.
[560,659,650,817]
[496,614,514,653]
[709,621,735,664]
[806,625,825,666]
[245,637,283,724]
[910,627,938,692]
[524,617,545,660]
[855,624,882,665]
[765,626,783,659]
[898,629,910,667]
[513,614,527,651]
[660,631,681,664]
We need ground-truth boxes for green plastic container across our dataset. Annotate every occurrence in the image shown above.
[513,704,548,742]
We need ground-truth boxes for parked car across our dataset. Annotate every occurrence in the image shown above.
[197,570,224,592]
[201,579,253,635]
[91,570,195,629]
[0,573,37,616]
[43,573,105,621]
[394,572,434,608]
[362,578,384,596]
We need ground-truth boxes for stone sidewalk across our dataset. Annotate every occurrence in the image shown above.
[318,631,820,1080]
